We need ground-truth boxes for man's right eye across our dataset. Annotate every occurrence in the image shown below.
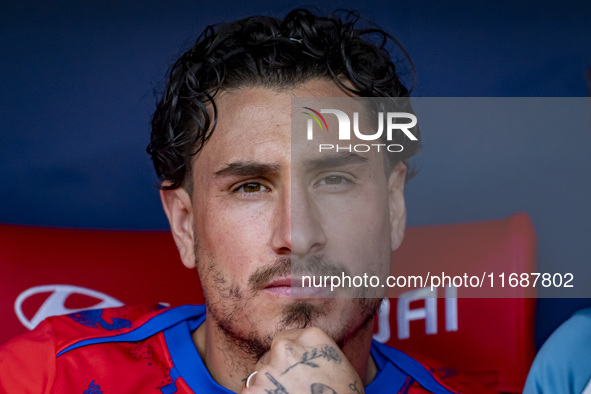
[235,182,269,193]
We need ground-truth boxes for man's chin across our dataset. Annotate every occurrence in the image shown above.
[211,297,381,360]
[278,299,329,330]
[277,298,381,347]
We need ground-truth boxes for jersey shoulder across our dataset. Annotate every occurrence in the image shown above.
[48,303,168,353]
[0,304,206,394]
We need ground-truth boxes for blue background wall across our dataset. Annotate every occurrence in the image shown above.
[1,0,590,349]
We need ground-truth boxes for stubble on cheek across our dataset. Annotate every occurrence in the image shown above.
[193,237,272,362]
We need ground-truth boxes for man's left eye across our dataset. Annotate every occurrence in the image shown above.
[322,176,344,185]
[318,175,350,186]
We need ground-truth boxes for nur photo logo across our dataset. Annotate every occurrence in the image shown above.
[302,107,418,153]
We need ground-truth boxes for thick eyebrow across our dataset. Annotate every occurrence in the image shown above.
[303,152,368,171]
[214,161,281,177]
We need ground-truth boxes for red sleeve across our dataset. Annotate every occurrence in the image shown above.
[0,320,57,394]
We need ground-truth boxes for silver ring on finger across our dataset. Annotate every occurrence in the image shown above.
[245,370,259,388]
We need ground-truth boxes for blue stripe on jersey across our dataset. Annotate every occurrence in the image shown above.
[371,341,458,394]
[164,318,234,394]
[366,342,409,393]
[56,305,206,357]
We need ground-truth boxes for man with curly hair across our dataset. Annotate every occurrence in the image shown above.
[0,9,491,394]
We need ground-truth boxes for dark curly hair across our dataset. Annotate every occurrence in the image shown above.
[148,9,419,191]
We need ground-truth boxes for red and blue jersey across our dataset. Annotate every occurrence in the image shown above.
[0,304,494,393]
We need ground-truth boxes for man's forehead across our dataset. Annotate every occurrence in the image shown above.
[195,82,352,161]
[192,81,395,180]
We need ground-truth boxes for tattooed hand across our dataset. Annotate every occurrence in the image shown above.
[240,327,364,394]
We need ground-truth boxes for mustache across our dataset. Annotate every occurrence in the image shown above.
[248,255,351,291]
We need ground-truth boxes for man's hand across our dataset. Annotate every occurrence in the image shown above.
[240,327,364,394]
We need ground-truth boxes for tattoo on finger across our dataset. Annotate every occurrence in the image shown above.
[349,380,363,393]
[265,372,289,394]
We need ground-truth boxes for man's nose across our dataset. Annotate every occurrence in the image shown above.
[270,185,327,257]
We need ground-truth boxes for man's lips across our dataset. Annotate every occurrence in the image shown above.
[264,277,303,288]
[263,277,330,298]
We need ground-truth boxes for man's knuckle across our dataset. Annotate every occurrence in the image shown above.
[271,337,293,351]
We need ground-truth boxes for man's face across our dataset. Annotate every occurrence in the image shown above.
[181,80,406,356]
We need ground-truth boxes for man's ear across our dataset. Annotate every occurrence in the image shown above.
[388,162,407,251]
[160,184,196,269]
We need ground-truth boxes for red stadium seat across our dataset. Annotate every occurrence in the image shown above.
[378,213,537,393]
[0,213,536,393]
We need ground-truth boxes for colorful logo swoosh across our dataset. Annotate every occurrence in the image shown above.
[302,107,328,131]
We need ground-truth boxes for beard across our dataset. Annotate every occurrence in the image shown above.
[194,240,383,362]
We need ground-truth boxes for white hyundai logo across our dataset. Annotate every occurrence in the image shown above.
[14,284,124,330]
[373,298,391,343]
